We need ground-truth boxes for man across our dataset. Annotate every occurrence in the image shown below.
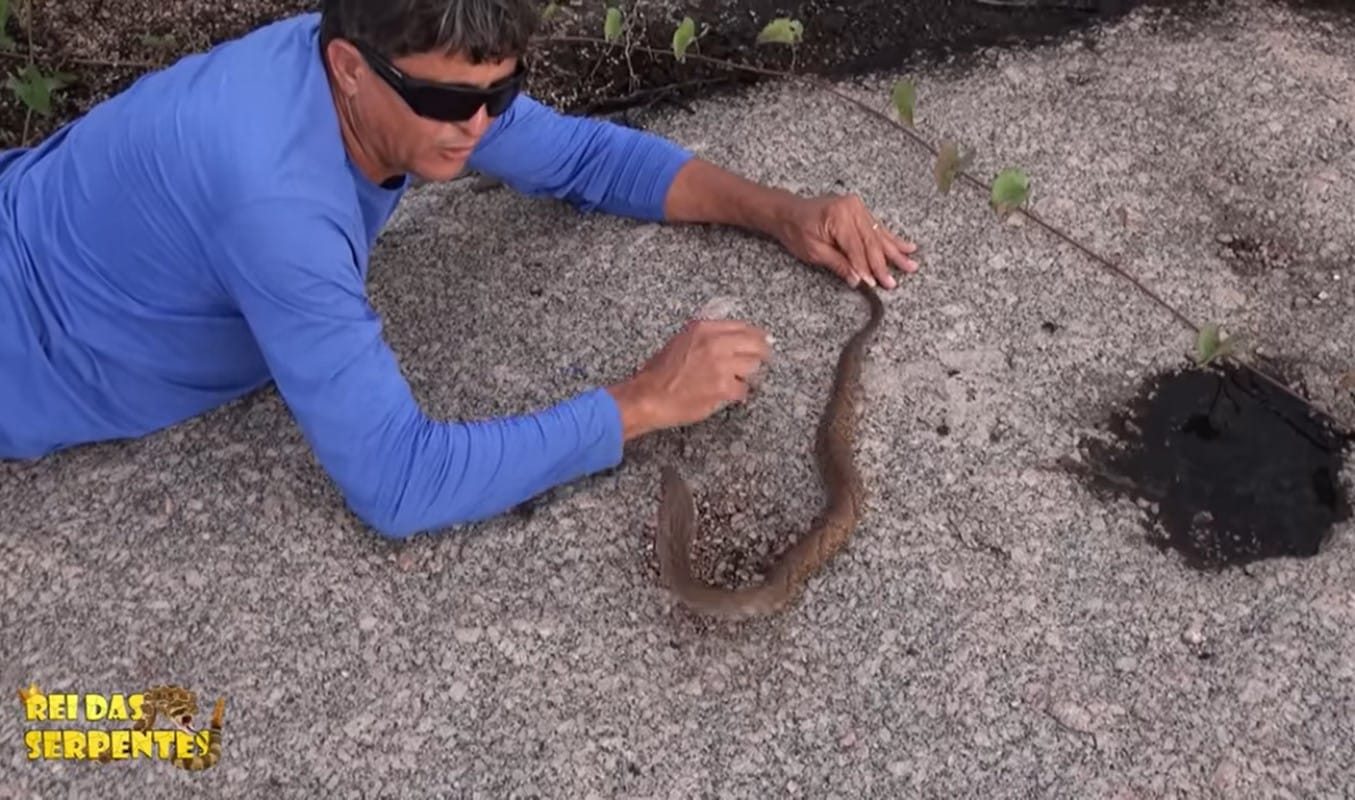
[0,0,918,538]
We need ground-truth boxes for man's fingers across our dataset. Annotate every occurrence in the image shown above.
[729,327,773,359]
[722,374,751,403]
[882,236,919,274]
[863,215,920,281]
[729,352,768,381]
[813,244,861,287]
[696,319,773,360]
[802,242,856,290]
[846,195,889,288]
[888,231,920,270]
[835,214,873,287]
[892,233,918,254]
[694,318,753,336]
[859,217,893,289]
[697,318,770,341]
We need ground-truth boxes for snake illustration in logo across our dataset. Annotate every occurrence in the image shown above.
[96,685,226,771]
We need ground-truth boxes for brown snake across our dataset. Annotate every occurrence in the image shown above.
[655,281,885,619]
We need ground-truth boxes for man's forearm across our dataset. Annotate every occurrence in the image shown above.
[662,158,798,237]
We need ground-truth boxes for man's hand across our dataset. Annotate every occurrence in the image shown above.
[663,159,920,290]
[606,319,772,442]
[769,193,920,290]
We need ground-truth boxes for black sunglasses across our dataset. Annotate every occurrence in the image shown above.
[353,40,526,122]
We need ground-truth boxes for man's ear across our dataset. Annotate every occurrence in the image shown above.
[324,38,366,96]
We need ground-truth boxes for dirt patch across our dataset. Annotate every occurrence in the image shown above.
[1070,361,1353,571]
[1215,232,1295,279]
[3,0,1180,149]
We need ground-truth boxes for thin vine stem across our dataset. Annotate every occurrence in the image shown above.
[20,0,35,144]
[537,32,1348,428]
[0,48,159,70]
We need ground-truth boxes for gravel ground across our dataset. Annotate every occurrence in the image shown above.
[4,0,1355,796]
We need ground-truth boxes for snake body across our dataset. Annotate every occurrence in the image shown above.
[655,282,885,619]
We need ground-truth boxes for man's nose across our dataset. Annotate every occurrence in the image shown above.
[458,106,491,137]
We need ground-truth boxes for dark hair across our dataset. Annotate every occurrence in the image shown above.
[319,0,539,63]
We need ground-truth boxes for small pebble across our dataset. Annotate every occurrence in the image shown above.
[1050,701,1095,733]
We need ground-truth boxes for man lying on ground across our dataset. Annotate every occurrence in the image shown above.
[0,0,919,538]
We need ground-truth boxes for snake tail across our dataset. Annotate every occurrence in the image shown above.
[656,282,885,619]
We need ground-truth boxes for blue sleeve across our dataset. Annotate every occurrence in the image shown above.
[210,200,625,539]
[467,94,695,220]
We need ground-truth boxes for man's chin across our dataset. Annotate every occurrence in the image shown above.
[412,149,473,183]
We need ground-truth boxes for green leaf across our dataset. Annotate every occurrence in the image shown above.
[1194,324,1246,365]
[7,65,70,117]
[891,79,915,126]
[672,16,696,62]
[604,6,622,42]
[7,77,47,116]
[990,168,1030,215]
[0,0,12,50]
[542,2,560,20]
[756,17,803,46]
[140,32,177,48]
[935,141,972,194]
[6,65,75,116]
[1195,323,1221,364]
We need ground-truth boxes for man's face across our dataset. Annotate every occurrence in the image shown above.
[352,45,519,183]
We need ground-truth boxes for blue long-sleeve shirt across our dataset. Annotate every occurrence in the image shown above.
[0,12,694,538]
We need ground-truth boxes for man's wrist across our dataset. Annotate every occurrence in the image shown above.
[605,377,658,443]
[749,189,798,240]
